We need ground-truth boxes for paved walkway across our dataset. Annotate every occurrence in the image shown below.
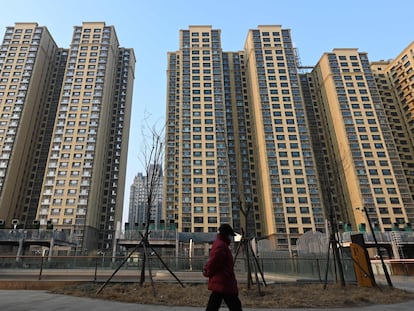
[0,275,413,311]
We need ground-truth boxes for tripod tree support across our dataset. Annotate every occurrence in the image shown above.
[138,231,185,288]
[234,196,267,295]
[96,231,184,296]
[362,207,393,288]
[323,227,346,289]
[97,121,185,296]
[234,229,266,296]
[96,241,141,295]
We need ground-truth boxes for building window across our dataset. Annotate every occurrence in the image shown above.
[206,216,217,224]
[302,217,311,224]
[288,217,297,224]
[298,197,308,203]
[194,217,203,224]
[194,197,203,203]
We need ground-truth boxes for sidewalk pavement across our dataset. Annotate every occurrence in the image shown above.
[0,275,413,311]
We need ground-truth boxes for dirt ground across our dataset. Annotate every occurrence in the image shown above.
[2,280,414,308]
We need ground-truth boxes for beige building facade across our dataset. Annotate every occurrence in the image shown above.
[165,26,236,234]
[374,43,414,203]
[0,22,135,254]
[165,25,325,251]
[308,48,414,232]
[165,25,414,253]
[243,26,325,249]
[0,23,63,228]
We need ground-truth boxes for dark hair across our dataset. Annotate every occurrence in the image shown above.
[218,223,236,236]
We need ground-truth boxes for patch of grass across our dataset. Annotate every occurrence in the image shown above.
[48,282,414,308]
[2,280,414,308]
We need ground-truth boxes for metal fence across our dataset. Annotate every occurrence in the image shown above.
[0,229,68,241]
[341,231,414,244]
[0,254,356,284]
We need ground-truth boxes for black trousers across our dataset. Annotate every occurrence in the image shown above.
[206,291,242,311]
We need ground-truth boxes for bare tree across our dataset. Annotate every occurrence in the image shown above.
[140,123,164,240]
[97,121,183,296]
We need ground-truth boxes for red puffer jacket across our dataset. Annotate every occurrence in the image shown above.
[203,234,238,295]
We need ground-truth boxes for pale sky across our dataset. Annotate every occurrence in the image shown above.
[1,0,413,222]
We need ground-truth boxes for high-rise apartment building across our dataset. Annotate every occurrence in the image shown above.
[0,22,135,254]
[128,164,163,228]
[165,25,325,251]
[0,23,65,228]
[303,48,414,232]
[165,26,234,234]
[243,26,325,249]
[372,43,414,201]
[165,26,255,234]
[165,25,414,252]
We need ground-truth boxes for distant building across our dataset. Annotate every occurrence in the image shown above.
[128,164,163,229]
